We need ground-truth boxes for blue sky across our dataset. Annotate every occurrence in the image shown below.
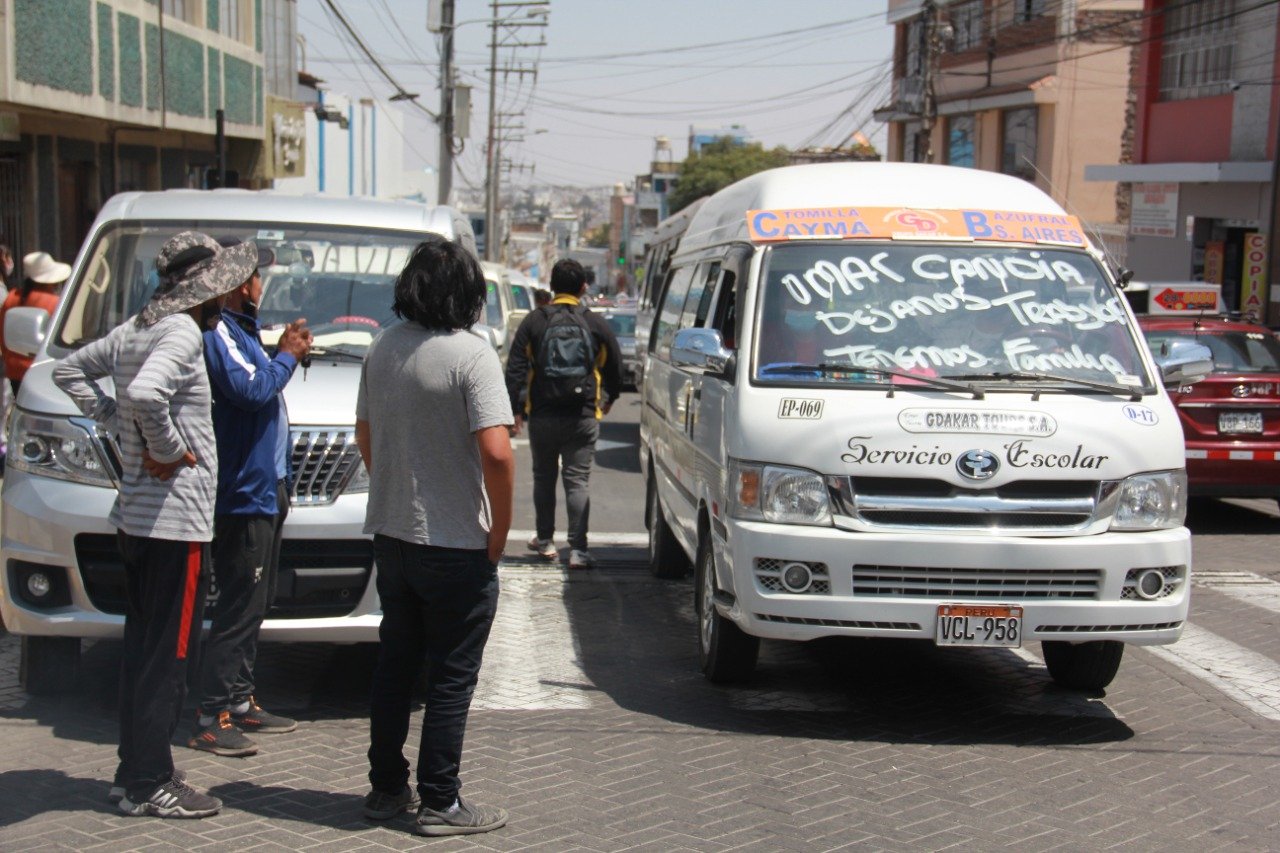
[297,1,895,189]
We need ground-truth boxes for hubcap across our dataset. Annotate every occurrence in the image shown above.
[700,550,715,651]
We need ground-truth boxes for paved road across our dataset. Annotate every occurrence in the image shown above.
[3,395,1280,850]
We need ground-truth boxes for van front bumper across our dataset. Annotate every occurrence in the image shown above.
[0,469,382,643]
[719,521,1190,646]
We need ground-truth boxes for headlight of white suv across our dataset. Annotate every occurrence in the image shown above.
[1109,470,1186,531]
[729,460,831,526]
[7,410,118,488]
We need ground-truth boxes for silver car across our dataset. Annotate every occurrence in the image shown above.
[1,189,479,693]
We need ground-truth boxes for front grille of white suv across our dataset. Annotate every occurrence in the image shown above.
[290,428,361,506]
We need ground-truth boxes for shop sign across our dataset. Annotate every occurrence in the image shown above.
[264,96,306,180]
[1149,283,1223,314]
[1131,182,1179,238]
[1241,232,1267,322]
[1203,241,1225,284]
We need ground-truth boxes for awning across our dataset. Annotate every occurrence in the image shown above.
[1084,162,1272,183]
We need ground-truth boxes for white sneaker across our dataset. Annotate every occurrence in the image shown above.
[527,536,557,560]
[568,549,594,570]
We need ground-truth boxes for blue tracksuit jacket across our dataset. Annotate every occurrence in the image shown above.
[203,309,297,516]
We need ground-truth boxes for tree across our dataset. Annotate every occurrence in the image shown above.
[583,222,611,248]
[667,137,791,214]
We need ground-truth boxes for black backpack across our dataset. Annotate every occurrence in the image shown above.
[536,304,597,405]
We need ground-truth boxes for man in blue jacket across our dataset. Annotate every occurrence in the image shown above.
[189,242,312,757]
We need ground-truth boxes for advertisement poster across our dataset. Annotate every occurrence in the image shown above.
[1203,240,1225,284]
[1242,232,1267,322]
[1131,182,1179,238]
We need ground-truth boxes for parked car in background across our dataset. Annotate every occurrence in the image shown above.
[504,268,536,355]
[599,304,639,389]
[481,261,517,357]
[1138,314,1280,507]
[0,189,480,693]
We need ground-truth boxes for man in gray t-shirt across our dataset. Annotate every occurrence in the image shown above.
[355,236,514,838]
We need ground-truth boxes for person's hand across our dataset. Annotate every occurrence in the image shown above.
[510,414,525,437]
[487,532,505,566]
[142,449,197,481]
[601,399,614,416]
[278,318,312,361]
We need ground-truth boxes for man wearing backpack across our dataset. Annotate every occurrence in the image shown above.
[505,259,623,569]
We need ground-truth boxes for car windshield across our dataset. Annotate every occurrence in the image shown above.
[755,243,1152,389]
[606,312,636,336]
[1145,328,1280,374]
[56,222,430,354]
[510,284,532,311]
[484,280,504,328]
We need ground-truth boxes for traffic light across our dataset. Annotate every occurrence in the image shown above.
[617,240,626,265]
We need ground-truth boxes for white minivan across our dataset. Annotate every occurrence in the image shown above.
[1,189,478,692]
[640,163,1212,690]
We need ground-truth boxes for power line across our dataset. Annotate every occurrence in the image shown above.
[320,0,438,121]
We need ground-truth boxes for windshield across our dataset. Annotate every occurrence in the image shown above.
[605,312,636,336]
[57,222,431,354]
[484,281,504,328]
[755,243,1151,389]
[510,284,532,311]
[1145,328,1280,374]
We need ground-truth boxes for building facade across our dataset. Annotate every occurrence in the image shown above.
[0,0,293,262]
[1085,0,1280,322]
[876,0,1140,250]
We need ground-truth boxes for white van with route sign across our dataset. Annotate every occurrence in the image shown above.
[639,163,1213,690]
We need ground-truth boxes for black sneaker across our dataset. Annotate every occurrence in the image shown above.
[231,697,297,734]
[363,785,420,820]
[414,796,508,836]
[109,768,185,804]
[119,777,222,818]
[188,710,259,757]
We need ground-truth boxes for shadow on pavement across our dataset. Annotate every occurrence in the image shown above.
[560,557,1135,748]
[593,414,641,475]
[0,769,123,826]
[1185,496,1280,534]
[205,781,380,833]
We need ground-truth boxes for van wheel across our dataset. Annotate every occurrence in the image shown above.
[647,476,690,579]
[19,636,81,695]
[1042,640,1124,691]
[695,538,758,683]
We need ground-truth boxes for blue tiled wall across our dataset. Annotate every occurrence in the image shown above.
[144,23,160,110]
[223,55,255,125]
[163,31,206,118]
[118,12,143,107]
[97,2,115,100]
[206,0,220,32]
[207,47,221,115]
[15,0,94,95]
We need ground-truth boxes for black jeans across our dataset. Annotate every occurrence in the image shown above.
[367,535,499,809]
[115,532,210,798]
[528,416,599,550]
[198,480,289,714]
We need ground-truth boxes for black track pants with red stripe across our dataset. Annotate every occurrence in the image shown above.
[114,531,209,798]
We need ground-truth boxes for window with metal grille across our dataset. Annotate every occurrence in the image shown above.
[1013,0,1050,23]
[1159,0,1236,101]
[1001,107,1038,181]
[947,115,976,167]
[951,0,984,51]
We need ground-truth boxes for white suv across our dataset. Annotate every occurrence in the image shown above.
[1,189,478,693]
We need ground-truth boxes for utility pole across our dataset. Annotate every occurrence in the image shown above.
[917,0,952,163]
[436,0,455,206]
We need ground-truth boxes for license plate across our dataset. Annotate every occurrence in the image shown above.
[1219,411,1263,434]
[935,604,1023,648]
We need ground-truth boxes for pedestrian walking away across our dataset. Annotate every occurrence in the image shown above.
[189,240,312,758]
[1,250,70,396]
[505,258,623,569]
[356,235,514,837]
[52,231,260,819]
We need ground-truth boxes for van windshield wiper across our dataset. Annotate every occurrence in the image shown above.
[759,363,984,398]
[308,345,366,362]
[949,370,1143,401]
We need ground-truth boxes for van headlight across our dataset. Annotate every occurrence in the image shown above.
[7,410,117,488]
[1109,470,1186,531]
[729,460,831,526]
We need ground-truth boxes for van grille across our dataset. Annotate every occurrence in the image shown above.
[290,428,361,506]
[829,476,1118,534]
[851,565,1102,600]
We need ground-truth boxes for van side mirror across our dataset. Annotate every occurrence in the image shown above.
[4,306,50,357]
[671,327,732,375]
[1154,339,1213,387]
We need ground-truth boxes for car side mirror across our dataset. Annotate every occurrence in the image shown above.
[4,306,50,357]
[671,327,732,375]
[1154,339,1213,387]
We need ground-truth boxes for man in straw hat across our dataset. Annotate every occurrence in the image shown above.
[0,250,71,394]
[53,231,259,819]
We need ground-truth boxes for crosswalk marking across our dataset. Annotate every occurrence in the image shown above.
[1194,569,1280,616]
[1146,623,1280,722]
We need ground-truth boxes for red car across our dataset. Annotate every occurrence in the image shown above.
[1138,315,1280,505]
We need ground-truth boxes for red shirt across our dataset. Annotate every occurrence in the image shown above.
[0,288,60,381]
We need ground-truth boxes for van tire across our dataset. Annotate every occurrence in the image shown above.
[696,538,758,682]
[19,636,81,695]
[1042,640,1124,691]
[647,476,690,579]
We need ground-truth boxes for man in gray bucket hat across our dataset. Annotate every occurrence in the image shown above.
[53,231,258,819]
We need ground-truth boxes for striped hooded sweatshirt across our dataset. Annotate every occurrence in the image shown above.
[54,312,217,542]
